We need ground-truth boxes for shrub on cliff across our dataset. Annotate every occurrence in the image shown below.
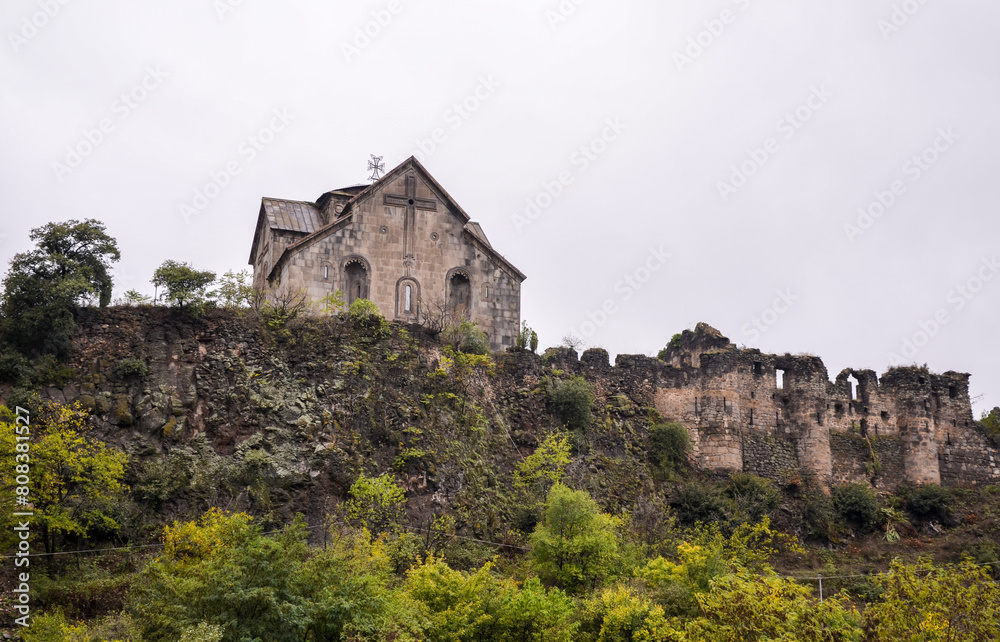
[656,333,683,361]
[348,298,391,338]
[900,484,953,523]
[979,407,1000,446]
[115,357,149,380]
[725,473,780,523]
[833,483,880,532]
[549,375,594,431]
[648,422,690,474]
[442,319,490,355]
[672,482,732,527]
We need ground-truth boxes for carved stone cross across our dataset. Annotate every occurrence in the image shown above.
[384,174,437,263]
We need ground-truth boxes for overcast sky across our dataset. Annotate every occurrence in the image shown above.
[1,0,998,413]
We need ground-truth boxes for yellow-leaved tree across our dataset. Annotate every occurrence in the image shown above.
[0,401,128,560]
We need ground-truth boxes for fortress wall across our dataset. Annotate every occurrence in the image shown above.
[642,324,997,490]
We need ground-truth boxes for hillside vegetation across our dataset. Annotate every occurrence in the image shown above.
[1,220,999,640]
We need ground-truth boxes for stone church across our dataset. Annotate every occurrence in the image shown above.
[247,157,525,351]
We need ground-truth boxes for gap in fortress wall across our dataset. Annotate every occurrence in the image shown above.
[579,323,999,490]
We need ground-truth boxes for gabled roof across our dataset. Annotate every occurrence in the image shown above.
[248,198,323,265]
[262,198,323,233]
[255,156,526,282]
[464,222,492,248]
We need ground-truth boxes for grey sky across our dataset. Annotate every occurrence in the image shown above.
[1,0,998,413]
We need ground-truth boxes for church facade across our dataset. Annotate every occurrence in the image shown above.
[248,157,525,351]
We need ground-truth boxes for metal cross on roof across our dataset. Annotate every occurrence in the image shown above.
[367,154,385,182]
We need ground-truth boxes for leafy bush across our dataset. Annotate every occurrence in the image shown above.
[549,375,594,431]
[0,347,36,386]
[347,298,391,338]
[978,407,1000,446]
[348,297,382,322]
[35,354,76,386]
[833,483,880,532]
[672,482,731,527]
[902,484,952,522]
[515,320,539,352]
[802,489,838,541]
[656,333,683,360]
[442,319,490,355]
[115,357,149,380]
[648,422,690,473]
[725,473,779,523]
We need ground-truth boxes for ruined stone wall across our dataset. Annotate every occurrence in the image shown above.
[23,312,999,494]
[648,324,998,490]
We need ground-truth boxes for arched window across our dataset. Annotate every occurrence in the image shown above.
[448,271,472,319]
[344,257,370,304]
[395,277,420,321]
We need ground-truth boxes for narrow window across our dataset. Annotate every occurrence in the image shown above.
[948,385,957,399]
[776,368,785,390]
[752,362,763,376]
[847,374,859,401]
[323,265,329,280]
[405,285,412,312]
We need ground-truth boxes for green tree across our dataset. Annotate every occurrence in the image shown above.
[0,402,128,558]
[686,568,862,642]
[212,269,252,308]
[529,484,621,594]
[344,473,407,537]
[549,375,594,431]
[130,510,418,641]
[0,219,120,357]
[151,260,216,307]
[863,558,1000,641]
[405,556,576,642]
[514,432,572,504]
[978,406,1000,444]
